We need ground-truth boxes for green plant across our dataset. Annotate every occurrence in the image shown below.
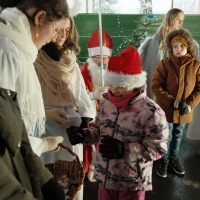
[121,14,157,48]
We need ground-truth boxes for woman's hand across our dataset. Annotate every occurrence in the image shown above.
[45,108,69,125]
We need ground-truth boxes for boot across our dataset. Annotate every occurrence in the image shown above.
[169,157,185,175]
[157,158,169,178]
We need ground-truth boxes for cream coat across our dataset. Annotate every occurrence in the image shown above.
[0,8,46,156]
[138,34,163,100]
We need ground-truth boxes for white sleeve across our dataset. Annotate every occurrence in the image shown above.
[88,92,95,100]
[72,64,96,119]
[0,38,21,91]
[138,36,152,64]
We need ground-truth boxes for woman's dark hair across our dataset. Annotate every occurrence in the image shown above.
[166,28,197,58]
[0,0,69,21]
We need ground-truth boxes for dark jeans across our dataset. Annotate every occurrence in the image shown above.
[163,123,186,160]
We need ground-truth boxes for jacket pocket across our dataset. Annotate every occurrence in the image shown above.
[138,160,153,184]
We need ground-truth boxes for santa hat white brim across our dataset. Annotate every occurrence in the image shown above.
[88,46,112,57]
[104,70,147,88]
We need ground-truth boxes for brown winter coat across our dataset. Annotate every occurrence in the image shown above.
[151,53,200,123]
[0,88,53,200]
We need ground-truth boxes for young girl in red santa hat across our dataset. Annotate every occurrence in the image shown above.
[67,46,169,200]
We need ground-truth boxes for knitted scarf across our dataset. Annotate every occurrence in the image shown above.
[34,49,76,107]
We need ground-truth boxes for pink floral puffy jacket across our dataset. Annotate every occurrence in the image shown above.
[83,86,169,191]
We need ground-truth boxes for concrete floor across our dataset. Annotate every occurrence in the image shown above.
[83,132,200,200]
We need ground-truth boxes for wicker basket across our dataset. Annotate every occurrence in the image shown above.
[45,143,85,200]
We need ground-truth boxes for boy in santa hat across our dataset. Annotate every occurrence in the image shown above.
[80,29,113,182]
[67,46,169,200]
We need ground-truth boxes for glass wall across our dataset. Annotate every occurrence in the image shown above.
[67,0,200,14]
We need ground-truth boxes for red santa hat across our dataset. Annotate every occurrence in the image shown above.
[88,29,113,57]
[104,46,147,88]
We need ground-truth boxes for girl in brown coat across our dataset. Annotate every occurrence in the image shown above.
[152,28,200,178]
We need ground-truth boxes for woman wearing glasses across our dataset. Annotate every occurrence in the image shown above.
[34,16,95,200]
[0,0,69,199]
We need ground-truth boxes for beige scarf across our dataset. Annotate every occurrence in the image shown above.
[34,49,76,107]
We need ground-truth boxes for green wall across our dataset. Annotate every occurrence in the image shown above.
[74,14,200,62]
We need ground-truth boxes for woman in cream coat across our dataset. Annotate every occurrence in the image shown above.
[0,0,69,156]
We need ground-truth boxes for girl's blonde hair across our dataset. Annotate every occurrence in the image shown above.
[156,8,184,49]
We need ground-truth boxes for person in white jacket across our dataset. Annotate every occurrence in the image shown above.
[34,16,96,200]
[0,0,70,156]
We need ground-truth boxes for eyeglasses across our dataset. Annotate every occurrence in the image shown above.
[56,28,71,39]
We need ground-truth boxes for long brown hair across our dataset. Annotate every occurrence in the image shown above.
[62,17,81,55]
[156,8,184,49]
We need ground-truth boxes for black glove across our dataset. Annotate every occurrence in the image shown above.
[173,99,191,115]
[178,101,191,115]
[41,178,65,200]
[99,136,125,159]
[66,126,85,145]
[80,117,92,128]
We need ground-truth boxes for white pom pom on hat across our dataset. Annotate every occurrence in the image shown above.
[104,46,147,88]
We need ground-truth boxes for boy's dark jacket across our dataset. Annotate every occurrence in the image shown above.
[0,88,60,200]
